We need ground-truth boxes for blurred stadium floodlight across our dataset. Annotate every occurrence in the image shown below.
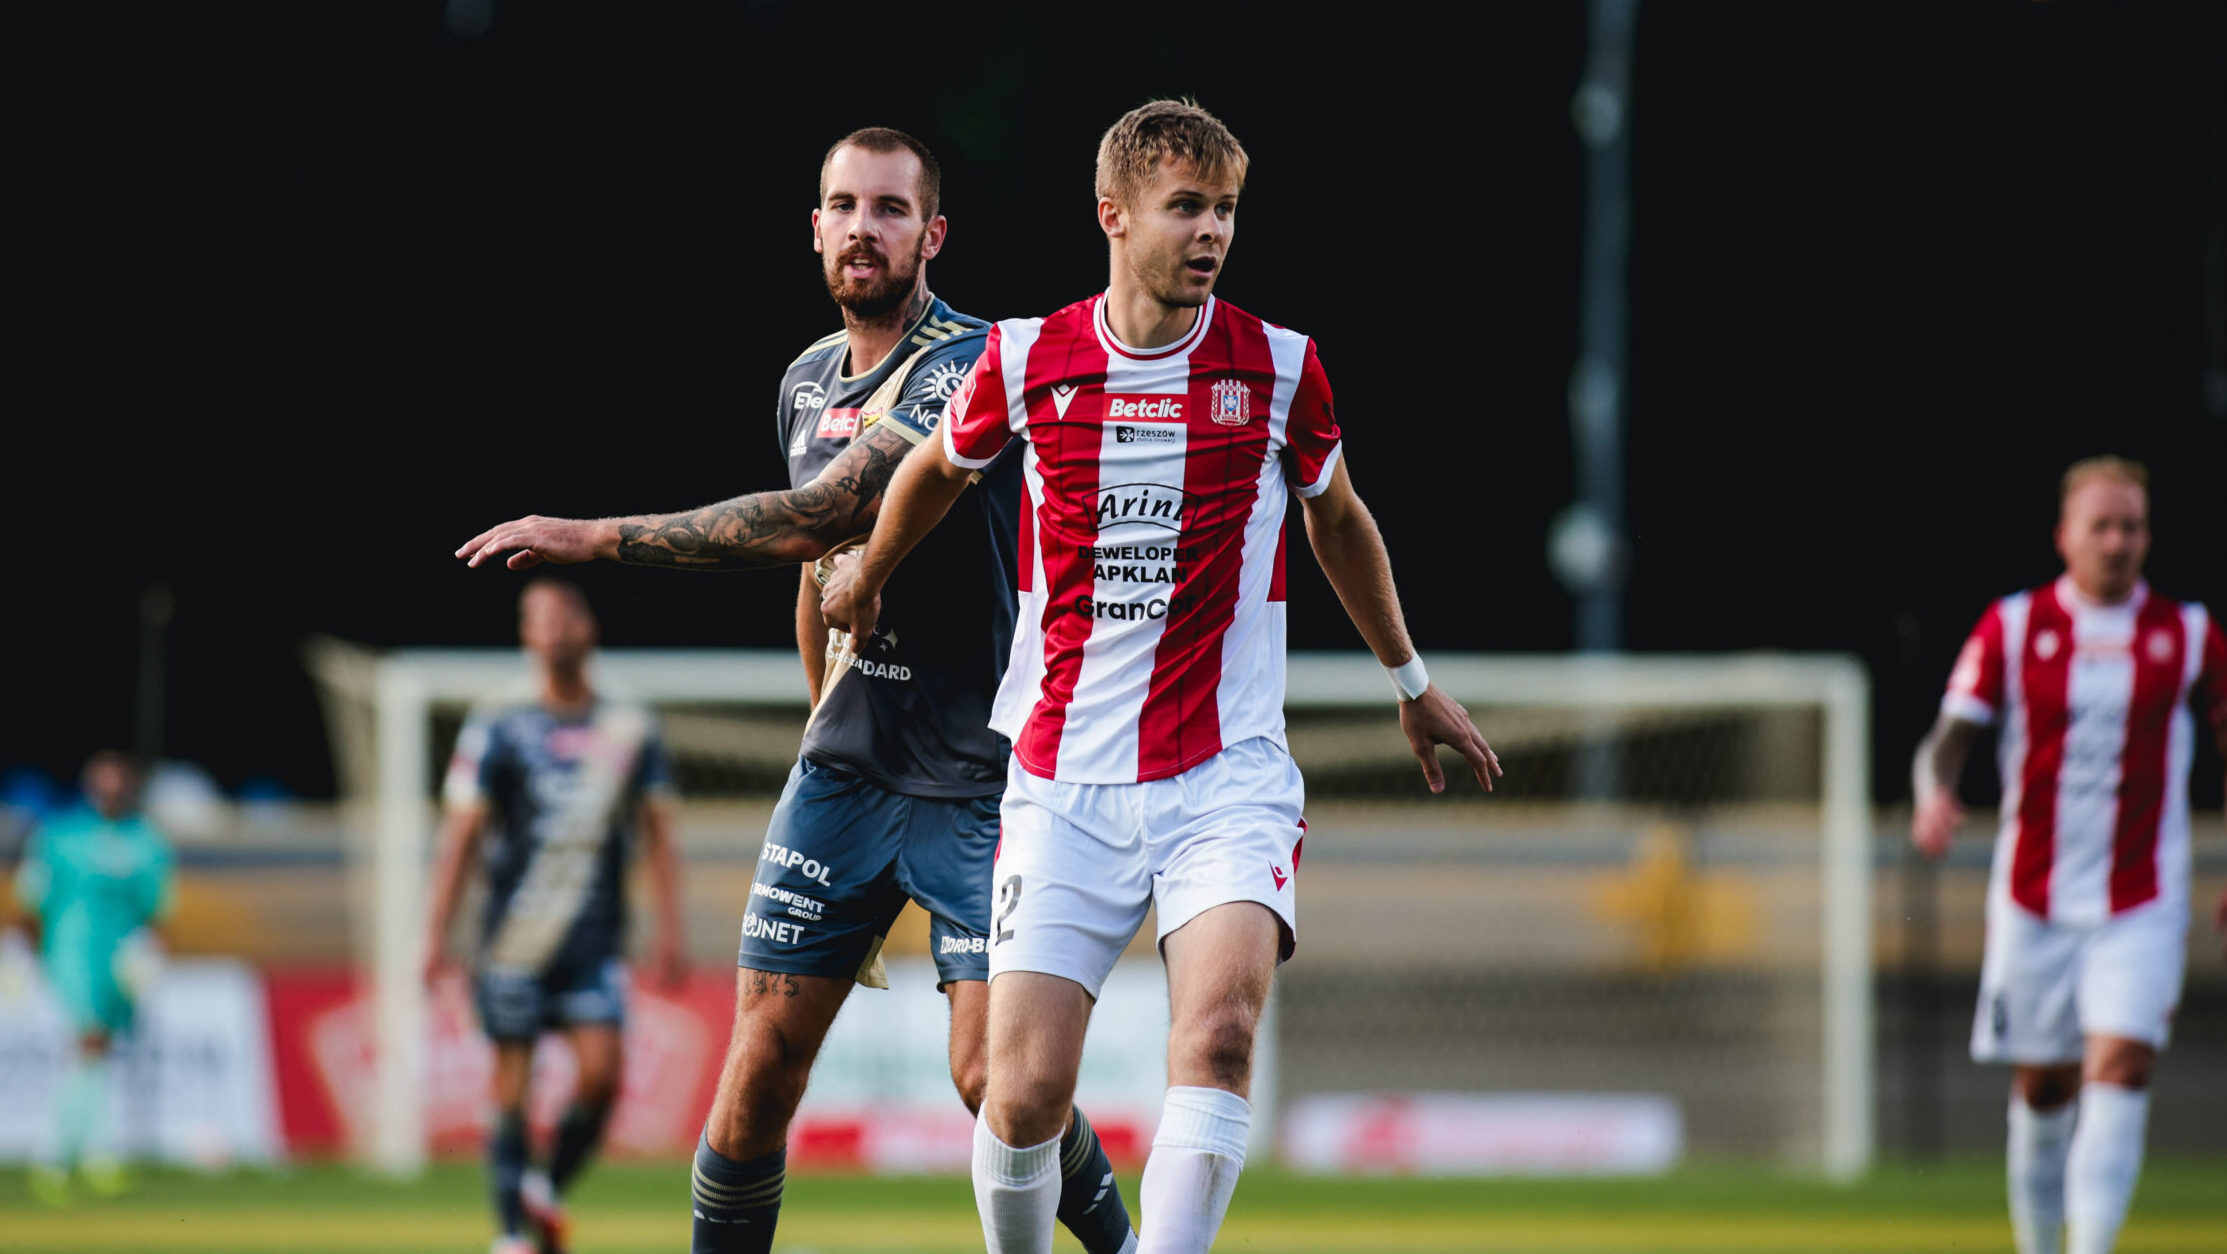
[1557,0,1638,644]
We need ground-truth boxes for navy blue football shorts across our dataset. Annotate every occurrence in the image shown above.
[474,953,627,1043]
[738,756,997,988]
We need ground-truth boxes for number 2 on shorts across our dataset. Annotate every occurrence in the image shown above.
[994,874,1022,943]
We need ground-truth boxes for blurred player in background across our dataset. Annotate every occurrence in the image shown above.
[422,577,687,1254]
[821,100,1499,1254]
[1912,456,2227,1254]
[453,127,1137,1254]
[10,749,174,1205]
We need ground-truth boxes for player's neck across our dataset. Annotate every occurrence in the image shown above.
[2062,572,2143,608]
[539,666,594,712]
[841,285,931,377]
[1101,278,1199,350]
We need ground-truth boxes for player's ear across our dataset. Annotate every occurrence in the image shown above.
[921,215,948,261]
[1098,196,1125,241]
[811,207,824,253]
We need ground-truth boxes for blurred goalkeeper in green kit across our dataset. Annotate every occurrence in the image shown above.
[9,749,175,1204]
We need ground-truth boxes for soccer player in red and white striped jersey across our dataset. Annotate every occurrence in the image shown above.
[1912,456,2227,1254]
[824,101,1499,1254]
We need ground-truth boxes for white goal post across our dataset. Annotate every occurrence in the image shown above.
[309,645,1872,1180]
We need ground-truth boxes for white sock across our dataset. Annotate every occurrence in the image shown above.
[2007,1097,2075,1254]
[1139,1086,1251,1254]
[2065,1083,2148,1254]
[973,1116,1061,1254]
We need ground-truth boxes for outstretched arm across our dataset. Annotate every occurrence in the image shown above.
[1910,714,1984,859]
[455,424,915,571]
[819,431,974,652]
[1299,458,1500,794]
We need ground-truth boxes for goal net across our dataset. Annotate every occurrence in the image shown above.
[308,642,1870,1180]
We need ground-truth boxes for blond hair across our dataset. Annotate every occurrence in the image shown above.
[2059,455,2149,508]
[1095,99,1249,210]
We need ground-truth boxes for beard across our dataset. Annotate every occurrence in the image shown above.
[824,238,926,320]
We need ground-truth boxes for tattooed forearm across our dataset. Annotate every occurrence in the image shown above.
[613,426,914,570]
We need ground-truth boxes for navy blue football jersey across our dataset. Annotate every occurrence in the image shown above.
[778,295,1020,797]
[442,696,674,972]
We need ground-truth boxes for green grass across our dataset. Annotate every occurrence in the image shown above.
[2,1158,2221,1252]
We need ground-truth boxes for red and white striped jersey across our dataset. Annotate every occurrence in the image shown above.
[941,293,1343,784]
[1943,577,2227,924]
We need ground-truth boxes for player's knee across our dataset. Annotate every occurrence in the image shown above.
[984,1069,1074,1144]
[949,1051,987,1115]
[2015,1065,2080,1110]
[1173,1001,1260,1089]
[2086,1041,2155,1090]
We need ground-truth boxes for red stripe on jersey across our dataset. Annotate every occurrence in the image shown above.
[1133,312,1278,780]
[1015,461,1036,594]
[1285,340,1343,489]
[1949,602,2008,714]
[2199,616,2227,732]
[2108,596,2184,913]
[1013,303,1112,779]
[945,326,1012,465]
[1269,520,1288,602]
[2011,586,2073,916]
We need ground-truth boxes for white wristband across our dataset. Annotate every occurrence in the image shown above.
[1386,655,1430,702]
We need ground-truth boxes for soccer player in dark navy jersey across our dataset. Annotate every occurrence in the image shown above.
[423,578,687,1254]
[456,127,1136,1254]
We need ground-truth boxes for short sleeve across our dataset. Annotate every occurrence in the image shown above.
[872,335,987,447]
[1282,339,1344,498]
[1942,602,2008,727]
[2195,610,2227,733]
[442,711,498,810]
[942,325,1016,470]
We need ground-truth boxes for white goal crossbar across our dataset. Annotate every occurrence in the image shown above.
[321,647,1871,1180]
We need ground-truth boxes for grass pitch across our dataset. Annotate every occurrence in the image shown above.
[3,1158,2221,1253]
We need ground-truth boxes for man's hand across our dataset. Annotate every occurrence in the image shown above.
[820,567,882,657]
[1398,686,1501,794]
[1912,787,1963,859]
[455,516,616,570]
[421,942,456,988]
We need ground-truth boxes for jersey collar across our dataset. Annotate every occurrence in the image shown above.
[2055,573,2148,614]
[1092,292,1215,361]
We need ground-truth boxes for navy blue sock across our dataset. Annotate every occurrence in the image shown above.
[548,1098,613,1195]
[1057,1105,1135,1253]
[690,1130,785,1254]
[488,1110,530,1238]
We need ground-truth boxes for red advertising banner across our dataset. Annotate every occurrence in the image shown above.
[264,967,733,1158]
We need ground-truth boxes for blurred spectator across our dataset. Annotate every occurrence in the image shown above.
[10,750,176,1205]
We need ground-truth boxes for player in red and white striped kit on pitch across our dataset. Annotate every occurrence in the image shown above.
[1912,455,2227,1254]
[823,99,1499,1253]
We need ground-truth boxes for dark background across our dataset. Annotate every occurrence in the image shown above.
[6,2,2223,803]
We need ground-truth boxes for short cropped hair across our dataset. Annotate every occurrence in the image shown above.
[520,575,591,616]
[1095,99,1249,210]
[819,127,941,221]
[2059,454,2148,507]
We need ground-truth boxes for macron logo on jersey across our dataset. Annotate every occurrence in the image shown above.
[1107,396,1183,420]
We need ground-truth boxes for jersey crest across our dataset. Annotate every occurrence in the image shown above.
[1210,376,1251,426]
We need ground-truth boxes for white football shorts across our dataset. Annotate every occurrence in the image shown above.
[1969,894,2187,1063]
[988,736,1306,1000]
